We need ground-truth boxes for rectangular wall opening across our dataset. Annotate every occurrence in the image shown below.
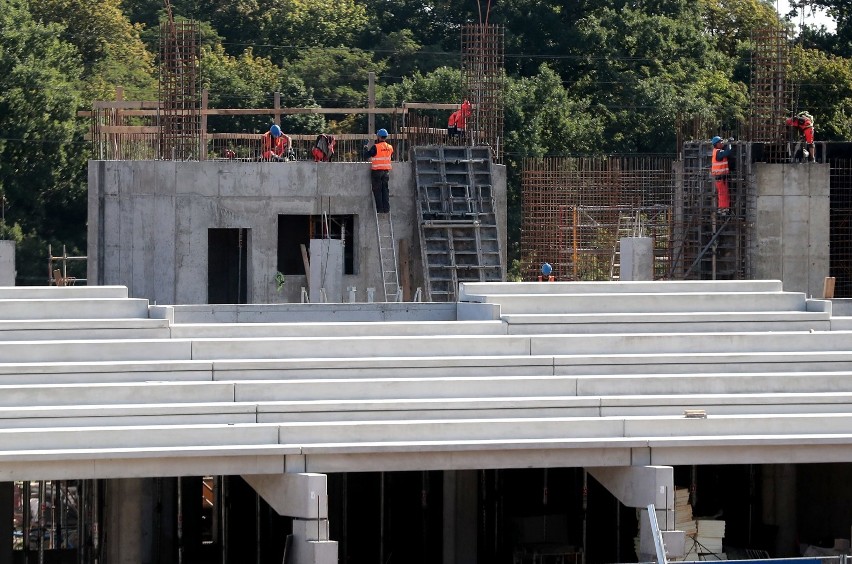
[208,228,249,304]
[278,215,355,275]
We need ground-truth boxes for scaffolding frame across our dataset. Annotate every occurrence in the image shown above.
[521,157,676,281]
[461,23,505,163]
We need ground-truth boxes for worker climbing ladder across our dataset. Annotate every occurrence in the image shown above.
[373,205,401,301]
[412,146,504,301]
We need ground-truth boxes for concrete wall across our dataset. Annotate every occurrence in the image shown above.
[0,241,14,286]
[88,160,507,305]
[751,163,830,298]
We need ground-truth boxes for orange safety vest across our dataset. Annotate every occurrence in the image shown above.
[371,141,393,170]
[711,149,729,177]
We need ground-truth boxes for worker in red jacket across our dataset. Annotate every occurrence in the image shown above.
[785,111,815,162]
[447,100,472,136]
[261,124,291,161]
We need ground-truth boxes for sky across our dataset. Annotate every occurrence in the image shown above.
[778,0,837,32]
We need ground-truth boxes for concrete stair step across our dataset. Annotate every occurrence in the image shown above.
[0,360,212,385]
[0,318,170,340]
[0,286,128,300]
[501,311,830,334]
[461,291,807,315]
[170,320,507,339]
[459,280,784,299]
[0,297,149,320]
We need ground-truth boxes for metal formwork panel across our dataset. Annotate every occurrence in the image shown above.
[413,146,505,302]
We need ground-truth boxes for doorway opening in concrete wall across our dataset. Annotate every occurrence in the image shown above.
[207,228,250,304]
[277,214,355,275]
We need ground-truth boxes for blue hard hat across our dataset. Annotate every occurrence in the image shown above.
[711,136,722,146]
[541,262,553,276]
[270,125,282,137]
[377,128,388,138]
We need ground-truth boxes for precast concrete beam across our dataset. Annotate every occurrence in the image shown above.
[587,465,674,509]
[241,472,328,519]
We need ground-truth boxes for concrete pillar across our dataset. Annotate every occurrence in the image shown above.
[0,241,15,286]
[620,237,653,281]
[0,482,12,564]
[752,163,830,297]
[762,464,798,557]
[442,470,477,564]
[309,239,344,303]
[242,473,337,564]
[588,466,684,559]
[103,478,155,564]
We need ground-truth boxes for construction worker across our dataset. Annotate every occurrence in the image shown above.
[366,128,393,213]
[447,100,472,136]
[711,136,734,215]
[261,124,293,161]
[785,111,815,162]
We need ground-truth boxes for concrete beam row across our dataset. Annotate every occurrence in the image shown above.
[5,328,852,364]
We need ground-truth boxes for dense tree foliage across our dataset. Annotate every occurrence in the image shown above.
[2,0,852,282]
[0,0,88,282]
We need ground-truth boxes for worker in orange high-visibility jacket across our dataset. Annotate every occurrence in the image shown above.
[365,128,394,213]
[710,136,733,215]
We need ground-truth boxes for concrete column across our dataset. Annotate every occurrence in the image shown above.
[0,482,12,564]
[103,478,155,564]
[588,466,684,559]
[620,237,653,281]
[762,464,797,557]
[242,473,337,564]
[442,470,477,564]
[0,241,15,286]
[309,239,344,303]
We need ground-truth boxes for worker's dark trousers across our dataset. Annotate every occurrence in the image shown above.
[371,169,390,213]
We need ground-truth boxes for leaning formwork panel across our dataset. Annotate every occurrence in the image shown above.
[412,146,505,302]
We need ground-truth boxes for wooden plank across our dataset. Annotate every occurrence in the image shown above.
[300,244,310,287]
[94,126,160,134]
[824,276,836,299]
[92,100,160,110]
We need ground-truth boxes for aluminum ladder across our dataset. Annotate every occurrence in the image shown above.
[374,206,400,301]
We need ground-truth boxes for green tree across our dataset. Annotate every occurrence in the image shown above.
[790,45,852,139]
[29,0,156,100]
[281,47,386,110]
[0,0,87,283]
[201,45,324,134]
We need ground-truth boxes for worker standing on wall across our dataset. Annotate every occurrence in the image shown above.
[711,136,734,216]
[785,111,816,163]
[365,128,394,213]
